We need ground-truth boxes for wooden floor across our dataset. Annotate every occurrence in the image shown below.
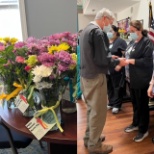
[77,100,154,154]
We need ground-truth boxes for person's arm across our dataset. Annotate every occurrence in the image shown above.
[91,29,112,67]
[148,75,154,98]
[91,29,127,69]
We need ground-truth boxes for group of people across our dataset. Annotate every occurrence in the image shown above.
[78,7,154,154]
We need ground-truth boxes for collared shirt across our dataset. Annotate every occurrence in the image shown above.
[90,21,101,29]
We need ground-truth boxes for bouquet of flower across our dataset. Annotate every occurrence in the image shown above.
[0,32,77,132]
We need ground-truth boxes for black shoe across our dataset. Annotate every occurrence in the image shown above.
[133,131,149,142]
[124,125,138,133]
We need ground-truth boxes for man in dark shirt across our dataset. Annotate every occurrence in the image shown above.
[79,8,128,154]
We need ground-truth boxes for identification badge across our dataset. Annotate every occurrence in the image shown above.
[127,46,133,54]
[109,44,113,49]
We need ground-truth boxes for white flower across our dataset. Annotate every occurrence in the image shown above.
[32,65,53,77]
[33,76,42,83]
[35,81,53,89]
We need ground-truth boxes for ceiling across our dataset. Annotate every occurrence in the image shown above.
[78,0,141,15]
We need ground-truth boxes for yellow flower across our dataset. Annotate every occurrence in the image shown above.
[69,63,76,70]
[48,43,70,54]
[70,53,77,62]
[25,55,38,67]
[69,53,77,70]
[48,45,58,54]
[57,43,70,51]
[0,39,6,45]
[10,37,18,44]
[3,37,10,42]
[0,37,7,45]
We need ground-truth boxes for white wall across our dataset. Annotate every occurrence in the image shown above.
[117,0,153,30]
[78,0,154,30]
[78,13,95,30]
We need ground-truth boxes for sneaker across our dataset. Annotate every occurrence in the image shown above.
[112,108,120,114]
[84,135,105,148]
[133,131,149,142]
[124,125,139,133]
[88,144,113,154]
[107,105,112,110]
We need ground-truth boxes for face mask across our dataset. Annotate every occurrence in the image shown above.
[107,32,113,39]
[103,25,112,33]
[128,36,132,41]
[130,32,138,40]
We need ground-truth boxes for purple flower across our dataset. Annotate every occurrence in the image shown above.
[14,42,25,49]
[37,52,55,67]
[58,63,69,72]
[26,37,38,44]
[0,42,4,46]
[52,33,64,40]
[54,51,72,65]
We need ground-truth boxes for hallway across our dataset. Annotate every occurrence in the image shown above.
[77,100,154,154]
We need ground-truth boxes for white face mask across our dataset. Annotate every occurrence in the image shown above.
[103,25,112,33]
[130,32,138,41]
[128,36,132,41]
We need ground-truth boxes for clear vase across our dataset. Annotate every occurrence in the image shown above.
[7,99,17,109]
[61,99,77,114]
[23,106,36,118]
[38,88,62,131]
[22,90,42,117]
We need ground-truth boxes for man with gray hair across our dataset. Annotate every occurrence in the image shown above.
[79,8,128,154]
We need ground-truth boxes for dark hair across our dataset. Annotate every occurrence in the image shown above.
[111,25,120,37]
[130,20,147,37]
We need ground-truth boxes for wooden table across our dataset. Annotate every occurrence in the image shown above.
[0,104,77,154]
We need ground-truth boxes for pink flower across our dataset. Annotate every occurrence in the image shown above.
[3,60,11,67]
[15,56,25,63]
[0,45,5,51]
[14,42,25,48]
[24,65,31,72]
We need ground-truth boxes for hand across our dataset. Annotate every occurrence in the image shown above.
[147,84,154,98]
[118,58,129,67]
[115,65,122,71]
[112,55,119,59]
[126,59,135,65]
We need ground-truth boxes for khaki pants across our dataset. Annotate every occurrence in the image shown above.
[80,74,107,149]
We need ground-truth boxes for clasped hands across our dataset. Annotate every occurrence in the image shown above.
[112,55,134,71]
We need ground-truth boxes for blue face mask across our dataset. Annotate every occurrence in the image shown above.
[103,25,112,33]
[130,32,138,40]
[107,32,113,39]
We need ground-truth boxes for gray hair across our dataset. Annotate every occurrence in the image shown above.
[95,8,115,20]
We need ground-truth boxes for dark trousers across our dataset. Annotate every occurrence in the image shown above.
[130,87,149,134]
[107,71,125,108]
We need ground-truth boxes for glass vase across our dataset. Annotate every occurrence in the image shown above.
[23,106,36,118]
[7,99,17,109]
[61,99,77,114]
[38,88,62,131]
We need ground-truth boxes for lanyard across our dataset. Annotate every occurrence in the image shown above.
[126,42,136,55]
